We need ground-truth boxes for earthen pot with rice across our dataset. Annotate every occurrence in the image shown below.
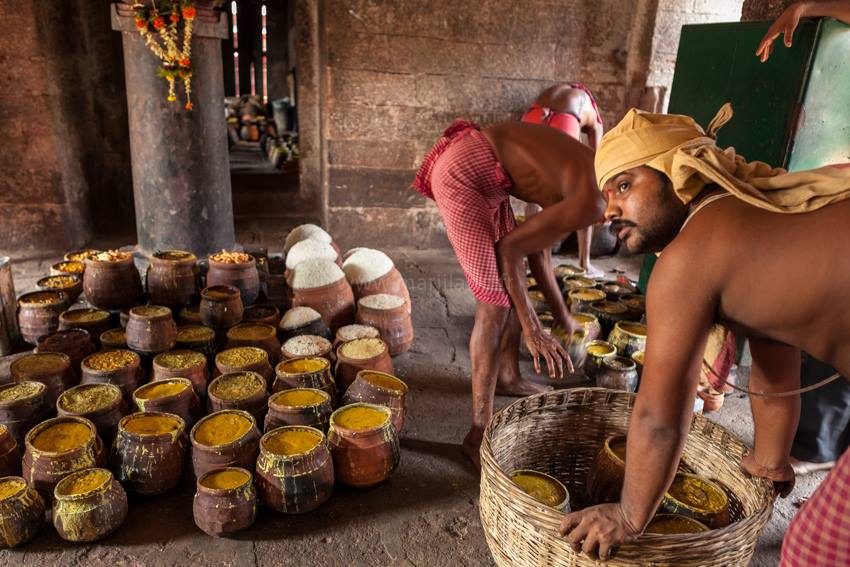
[193,467,257,537]
[17,290,70,345]
[342,371,408,433]
[281,334,334,362]
[290,259,355,332]
[278,306,332,343]
[342,248,410,312]
[284,224,335,258]
[146,250,198,310]
[112,412,188,495]
[0,476,45,548]
[333,323,380,351]
[0,382,49,448]
[265,388,334,432]
[190,409,261,479]
[206,250,260,306]
[83,250,143,310]
[335,338,394,393]
[52,468,127,543]
[80,350,144,404]
[56,383,127,447]
[355,294,414,355]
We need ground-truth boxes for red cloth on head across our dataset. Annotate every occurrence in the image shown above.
[521,103,581,138]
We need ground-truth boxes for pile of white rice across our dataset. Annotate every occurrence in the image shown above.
[283,335,331,357]
[291,258,345,290]
[279,306,322,330]
[342,247,367,261]
[284,224,332,253]
[359,293,405,310]
[342,248,394,285]
[285,238,338,271]
[336,324,380,342]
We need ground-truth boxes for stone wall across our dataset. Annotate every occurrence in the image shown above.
[315,0,660,250]
[741,0,797,20]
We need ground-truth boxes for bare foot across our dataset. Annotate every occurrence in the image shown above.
[495,374,553,397]
[790,457,835,475]
[582,264,606,279]
[462,430,483,471]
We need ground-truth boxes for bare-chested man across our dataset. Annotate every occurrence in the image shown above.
[412,120,605,467]
[522,83,605,277]
[559,104,850,564]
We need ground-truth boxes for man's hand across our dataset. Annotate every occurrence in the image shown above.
[560,503,640,561]
[756,2,805,62]
[741,452,796,497]
[523,326,572,379]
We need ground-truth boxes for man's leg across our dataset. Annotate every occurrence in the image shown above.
[578,226,604,278]
[497,308,554,396]
[462,301,509,470]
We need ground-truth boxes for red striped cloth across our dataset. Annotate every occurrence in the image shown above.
[412,120,515,307]
[781,447,850,566]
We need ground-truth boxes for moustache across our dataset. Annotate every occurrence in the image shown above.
[608,220,637,236]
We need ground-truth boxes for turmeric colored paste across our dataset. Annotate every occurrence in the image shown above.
[131,305,170,318]
[210,372,264,401]
[122,414,181,435]
[334,406,388,430]
[667,475,727,512]
[362,372,405,393]
[511,471,567,508]
[194,412,252,446]
[56,469,110,496]
[228,324,275,340]
[135,381,189,400]
[339,338,385,360]
[12,353,67,376]
[572,313,596,325]
[84,350,137,372]
[31,421,92,452]
[619,322,647,337]
[155,350,205,369]
[570,290,605,302]
[587,343,615,356]
[645,514,709,534]
[217,347,265,367]
[279,358,326,374]
[201,469,250,490]
[272,389,327,408]
[0,478,26,499]
[263,428,322,456]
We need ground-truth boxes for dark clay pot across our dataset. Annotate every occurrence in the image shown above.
[0,382,49,448]
[243,304,281,327]
[190,410,261,480]
[0,477,45,548]
[291,277,355,332]
[152,349,210,400]
[80,349,145,405]
[146,250,198,311]
[0,425,21,477]
[58,308,113,344]
[111,412,188,495]
[335,338,395,394]
[206,256,260,306]
[133,378,202,428]
[355,296,414,355]
[17,290,70,345]
[226,323,281,365]
[125,305,177,355]
[193,467,257,537]
[341,371,408,433]
[56,383,127,449]
[37,274,83,304]
[35,329,97,377]
[265,388,334,433]
[273,357,337,401]
[83,255,143,310]
[200,285,244,330]
[10,352,76,410]
[52,468,128,542]
[327,403,399,487]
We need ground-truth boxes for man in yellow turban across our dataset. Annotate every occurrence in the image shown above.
[559,103,850,564]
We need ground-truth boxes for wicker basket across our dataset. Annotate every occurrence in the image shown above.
[480,388,775,567]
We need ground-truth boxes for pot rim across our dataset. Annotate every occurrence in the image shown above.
[0,380,46,407]
[290,275,349,294]
[613,321,647,339]
[329,402,393,436]
[0,476,29,501]
[201,284,242,301]
[25,415,97,456]
[216,347,270,371]
[128,305,173,321]
[150,250,197,264]
[60,307,111,324]
[53,467,115,502]
[117,411,186,441]
[57,383,123,416]
[11,352,71,378]
[568,288,606,301]
[190,409,258,449]
[227,322,277,340]
[585,340,617,357]
[18,289,69,308]
[195,466,254,494]
[602,356,637,372]
[664,472,729,514]
[510,469,570,510]
[153,349,207,372]
[646,513,710,534]
[84,254,135,268]
[603,434,627,466]
[37,328,93,348]
[81,349,141,377]
[275,356,330,376]
[36,274,82,291]
[259,424,327,461]
[207,255,256,268]
[589,300,629,314]
[208,371,267,403]
[133,377,195,407]
[354,370,408,396]
[269,387,330,409]
[336,338,389,364]
[51,260,86,274]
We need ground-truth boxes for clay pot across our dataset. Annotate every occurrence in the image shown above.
[333,324,380,350]
[607,321,647,358]
[190,410,261,480]
[0,426,21,477]
[350,267,411,313]
[355,295,414,355]
[273,357,337,401]
[660,473,730,529]
[621,293,646,321]
[51,261,85,278]
[22,416,107,499]
[588,300,630,337]
[10,352,75,410]
[511,469,571,511]
[37,274,83,304]
[243,304,281,327]
[57,383,127,448]
[0,477,45,548]
[112,412,188,495]
[83,255,143,310]
[17,290,70,345]
[58,307,114,343]
[281,335,334,362]
[528,290,548,314]
[342,371,407,433]
[291,277,355,332]
[255,426,334,513]
[146,250,198,310]
[572,312,602,343]
[0,382,49,448]
[553,264,585,279]
[587,435,627,504]
[200,285,244,330]
[584,340,617,381]
[206,256,260,306]
[207,372,269,424]
[52,468,128,542]
[125,305,177,355]
[35,329,97,376]
[265,388,334,432]
[567,288,606,315]
[175,325,217,361]
[600,280,636,301]
[133,378,201,427]
[562,276,596,292]
[63,249,100,262]
[335,338,395,394]
[226,323,281,365]
[596,356,639,392]
[327,403,400,487]
[193,467,257,537]
[152,349,210,400]
[81,349,145,404]
[645,514,709,535]
[99,328,127,351]
[278,311,333,343]
[215,347,274,385]
[699,389,725,413]
[632,351,645,381]
[178,305,203,326]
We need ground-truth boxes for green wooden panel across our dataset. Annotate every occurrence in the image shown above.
[668,20,818,167]
[788,19,850,172]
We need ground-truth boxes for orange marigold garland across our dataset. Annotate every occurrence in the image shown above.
[133,1,196,110]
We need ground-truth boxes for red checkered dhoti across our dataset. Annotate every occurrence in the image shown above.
[780,447,850,566]
[412,120,515,307]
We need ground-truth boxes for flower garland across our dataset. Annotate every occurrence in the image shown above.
[133,1,197,110]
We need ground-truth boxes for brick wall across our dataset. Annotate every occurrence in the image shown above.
[317,0,659,250]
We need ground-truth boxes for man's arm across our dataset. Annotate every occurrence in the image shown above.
[587,122,603,152]
[496,190,604,378]
[528,251,574,334]
[560,239,716,560]
[741,338,799,495]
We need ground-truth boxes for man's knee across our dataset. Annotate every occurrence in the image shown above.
[474,301,510,330]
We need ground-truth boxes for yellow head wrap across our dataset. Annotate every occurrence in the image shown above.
[595,103,850,213]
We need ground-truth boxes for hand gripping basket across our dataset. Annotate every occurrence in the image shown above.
[480,388,775,567]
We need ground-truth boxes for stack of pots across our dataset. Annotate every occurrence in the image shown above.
[355,294,414,356]
[290,259,355,332]
[342,249,411,313]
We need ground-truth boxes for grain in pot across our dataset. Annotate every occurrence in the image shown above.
[291,258,345,290]
[280,306,322,330]
[339,338,386,360]
[285,238,338,270]
[342,248,394,284]
[359,293,404,310]
[284,224,332,253]
[336,324,380,342]
[283,335,331,357]
[342,247,366,260]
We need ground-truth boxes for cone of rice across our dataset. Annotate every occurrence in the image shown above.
[342,248,410,312]
[355,293,414,355]
[290,259,355,332]
[278,306,332,343]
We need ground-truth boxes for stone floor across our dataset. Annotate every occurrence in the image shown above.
[0,248,824,567]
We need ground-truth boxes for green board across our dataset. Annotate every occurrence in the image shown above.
[668,20,818,168]
[788,19,850,172]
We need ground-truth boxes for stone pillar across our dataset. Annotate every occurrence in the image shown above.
[111,2,235,257]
